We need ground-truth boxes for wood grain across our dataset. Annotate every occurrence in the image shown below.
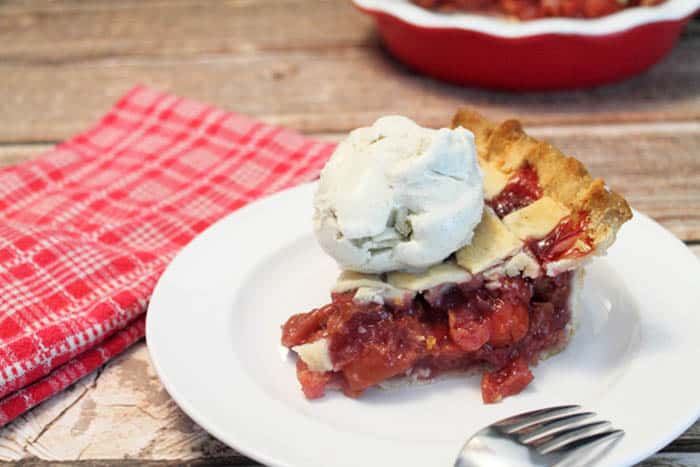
[0,344,240,463]
[1,13,699,141]
[638,454,700,467]
[2,123,697,240]
[3,45,700,141]
[0,1,698,465]
[0,0,374,64]
[0,144,52,167]
[2,458,698,467]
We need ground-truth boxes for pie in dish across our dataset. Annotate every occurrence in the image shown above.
[411,0,667,20]
[281,110,632,403]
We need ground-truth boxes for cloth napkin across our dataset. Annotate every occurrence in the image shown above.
[0,86,336,427]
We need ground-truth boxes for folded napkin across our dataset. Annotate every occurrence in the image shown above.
[0,86,336,427]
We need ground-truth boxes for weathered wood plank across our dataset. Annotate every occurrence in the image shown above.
[12,462,257,467]
[11,462,257,467]
[2,123,697,240]
[0,144,52,167]
[0,373,101,462]
[0,0,374,64]
[5,457,697,467]
[4,457,699,467]
[0,1,697,465]
[0,344,245,463]
[639,453,700,467]
[2,37,700,142]
[1,1,697,64]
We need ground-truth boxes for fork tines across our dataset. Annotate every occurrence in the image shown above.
[496,405,624,456]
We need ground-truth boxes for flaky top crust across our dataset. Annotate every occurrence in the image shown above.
[451,109,632,253]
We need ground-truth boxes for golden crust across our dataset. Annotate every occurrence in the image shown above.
[452,109,632,252]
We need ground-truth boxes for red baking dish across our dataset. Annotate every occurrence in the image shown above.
[352,0,700,90]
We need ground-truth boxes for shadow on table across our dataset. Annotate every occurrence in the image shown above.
[367,26,700,123]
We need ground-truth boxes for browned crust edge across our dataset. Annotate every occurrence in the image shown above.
[452,108,633,252]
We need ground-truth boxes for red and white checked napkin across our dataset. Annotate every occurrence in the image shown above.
[0,86,336,427]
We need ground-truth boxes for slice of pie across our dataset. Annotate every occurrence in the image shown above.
[281,110,632,403]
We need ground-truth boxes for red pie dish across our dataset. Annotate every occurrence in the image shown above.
[352,0,700,90]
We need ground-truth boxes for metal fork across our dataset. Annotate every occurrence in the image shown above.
[454,405,624,467]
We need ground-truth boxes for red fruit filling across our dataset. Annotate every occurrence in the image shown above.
[481,357,534,403]
[528,213,593,263]
[296,360,333,400]
[282,273,573,403]
[488,165,542,218]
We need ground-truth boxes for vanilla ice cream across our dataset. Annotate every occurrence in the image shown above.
[313,116,484,273]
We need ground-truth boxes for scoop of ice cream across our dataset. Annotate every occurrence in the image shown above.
[313,116,484,273]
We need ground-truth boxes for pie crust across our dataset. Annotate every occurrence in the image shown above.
[452,109,632,251]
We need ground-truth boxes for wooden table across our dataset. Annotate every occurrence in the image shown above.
[0,1,698,465]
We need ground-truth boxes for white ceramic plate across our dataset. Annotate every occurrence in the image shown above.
[147,182,700,467]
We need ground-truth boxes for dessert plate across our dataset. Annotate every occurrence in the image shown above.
[147,182,700,467]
